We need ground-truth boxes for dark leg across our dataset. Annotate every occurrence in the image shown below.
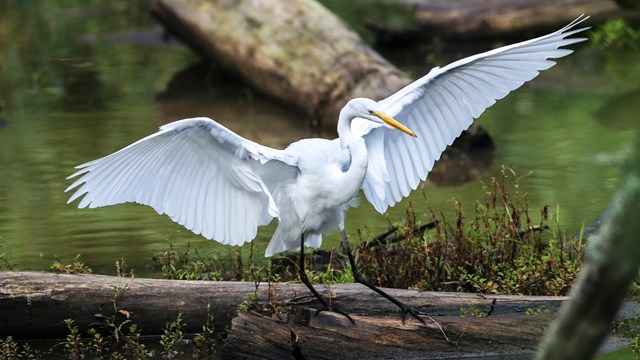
[298,233,354,323]
[341,230,426,324]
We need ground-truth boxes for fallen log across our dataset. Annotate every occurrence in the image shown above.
[151,0,410,130]
[370,0,630,42]
[223,308,632,360]
[0,271,636,358]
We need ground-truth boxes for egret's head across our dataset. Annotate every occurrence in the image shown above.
[347,98,416,137]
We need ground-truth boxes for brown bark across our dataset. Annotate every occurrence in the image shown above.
[224,309,554,360]
[151,0,410,130]
[370,0,630,41]
[1,271,636,359]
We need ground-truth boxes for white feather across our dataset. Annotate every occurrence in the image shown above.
[358,15,590,213]
[67,117,298,248]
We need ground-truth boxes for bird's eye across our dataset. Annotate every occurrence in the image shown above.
[368,110,374,114]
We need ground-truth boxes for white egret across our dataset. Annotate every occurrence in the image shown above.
[67,16,589,323]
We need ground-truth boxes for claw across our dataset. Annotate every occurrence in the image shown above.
[401,305,426,325]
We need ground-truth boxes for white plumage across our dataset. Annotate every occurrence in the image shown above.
[67,16,589,258]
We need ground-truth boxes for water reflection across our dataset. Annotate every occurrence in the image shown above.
[0,1,638,277]
[55,58,109,110]
[155,62,308,148]
[594,87,640,130]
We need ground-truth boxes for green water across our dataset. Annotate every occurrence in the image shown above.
[0,1,638,276]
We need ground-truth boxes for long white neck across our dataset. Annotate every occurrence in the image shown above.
[335,107,368,205]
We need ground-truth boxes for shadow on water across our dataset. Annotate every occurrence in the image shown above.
[594,87,640,131]
[0,1,638,277]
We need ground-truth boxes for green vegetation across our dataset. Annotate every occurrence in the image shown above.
[0,238,13,270]
[0,336,35,359]
[50,254,93,274]
[92,284,133,343]
[358,167,582,296]
[590,19,640,50]
[61,319,82,359]
[193,304,217,357]
[525,308,551,316]
[613,318,640,357]
[153,241,272,283]
[115,257,134,278]
[459,303,489,318]
[309,261,355,285]
[160,314,186,357]
[153,244,227,281]
[0,310,217,359]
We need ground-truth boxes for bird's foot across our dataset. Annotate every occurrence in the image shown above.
[350,267,426,325]
[314,305,355,324]
[399,304,427,325]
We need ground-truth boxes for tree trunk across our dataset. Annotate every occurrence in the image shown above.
[151,0,410,130]
[535,140,640,359]
[1,271,636,359]
[370,0,630,42]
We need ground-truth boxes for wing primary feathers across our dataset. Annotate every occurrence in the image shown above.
[385,141,405,203]
[427,89,455,143]
[66,117,299,249]
[360,15,589,214]
[395,140,414,196]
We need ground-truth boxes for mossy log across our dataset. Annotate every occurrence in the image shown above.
[370,0,630,42]
[1,271,636,359]
[151,0,410,130]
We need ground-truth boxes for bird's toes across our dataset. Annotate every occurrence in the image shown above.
[401,306,427,325]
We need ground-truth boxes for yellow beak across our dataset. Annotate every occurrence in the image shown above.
[372,111,417,137]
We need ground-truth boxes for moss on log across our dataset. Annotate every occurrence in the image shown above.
[151,0,409,129]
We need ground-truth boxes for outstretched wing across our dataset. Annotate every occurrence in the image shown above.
[355,15,590,213]
[66,117,299,246]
